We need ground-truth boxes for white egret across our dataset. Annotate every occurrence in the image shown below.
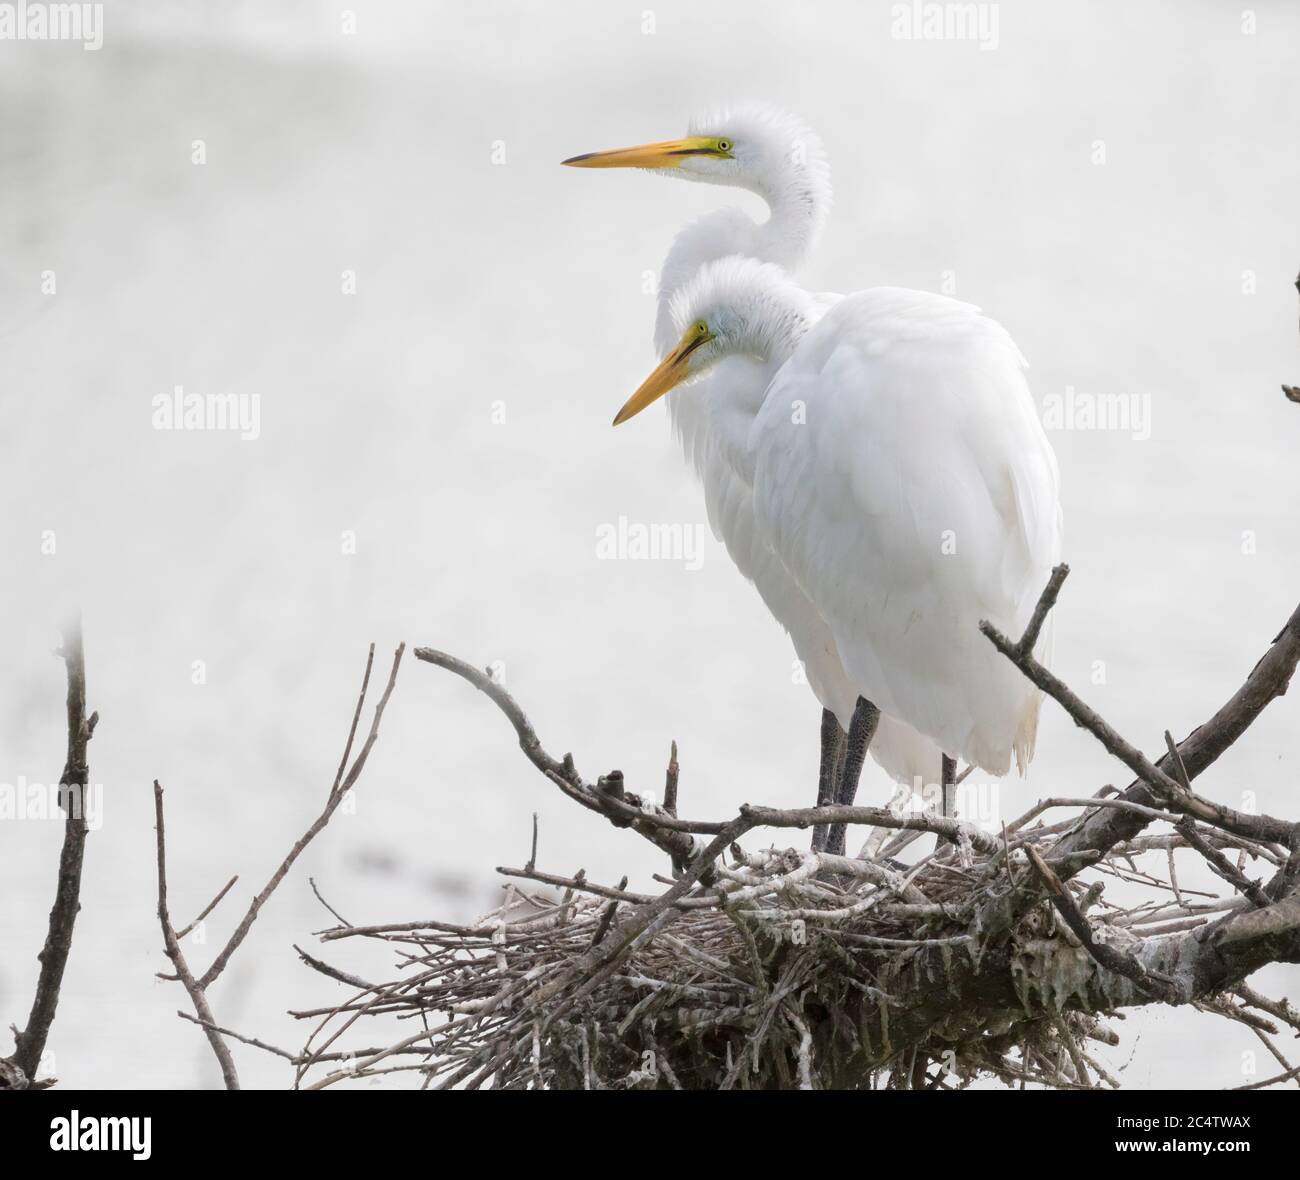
[565,105,945,850]
[612,256,1062,795]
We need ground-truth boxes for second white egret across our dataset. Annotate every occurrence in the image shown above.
[612,256,1062,795]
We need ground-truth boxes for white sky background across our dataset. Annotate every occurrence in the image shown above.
[1,0,1297,1089]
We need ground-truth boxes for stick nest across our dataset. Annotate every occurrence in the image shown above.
[294,805,1291,1090]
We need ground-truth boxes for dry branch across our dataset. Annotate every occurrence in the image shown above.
[154,780,240,1089]
[3,620,98,1090]
[151,642,404,1088]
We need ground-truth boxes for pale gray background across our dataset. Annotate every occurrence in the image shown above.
[1,0,1297,1088]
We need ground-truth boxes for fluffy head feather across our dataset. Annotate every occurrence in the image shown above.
[671,102,832,257]
[668,255,815,373]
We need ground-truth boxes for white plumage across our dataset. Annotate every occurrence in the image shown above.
[566,103,945,789]
[748,280,1062,773]
[637,255,1062,776]
[568,102,1062,785]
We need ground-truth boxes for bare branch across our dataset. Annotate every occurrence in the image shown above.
[983,599,1296,847]
[1174,818,1272,908]
[741,802,999,854]
[7,618,97,1088]
[663,740,679,817]
[175,875,239,941]
[1018,561,1070,656]
[151,643,404,1089]
[154,781,240,1090]
[198,643,404,989]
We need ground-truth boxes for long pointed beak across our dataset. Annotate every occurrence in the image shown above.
[562,136,717,170]
[613,335,707,426]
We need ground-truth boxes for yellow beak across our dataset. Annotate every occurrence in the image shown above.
[613,333,710,426]
[562,136,719,170]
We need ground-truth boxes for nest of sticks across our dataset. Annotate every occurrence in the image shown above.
[280,567,1300,1091]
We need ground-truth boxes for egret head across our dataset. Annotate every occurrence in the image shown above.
[612,255,811,426]
[563,101,829,206]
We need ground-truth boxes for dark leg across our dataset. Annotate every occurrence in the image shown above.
[825,697,881,857]
[812,709,843,852]
[932,753,958,855]
[941,754,957,818]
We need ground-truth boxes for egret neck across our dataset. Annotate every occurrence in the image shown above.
[654,160,830,356]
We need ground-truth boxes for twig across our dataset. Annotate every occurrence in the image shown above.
[175,875,239,941]
[983,574,1297,847]
[664,740,679,817]
[741,803,1000,854]
[1233,984,1300,1036]
[1025,597,1300,900]
[175,1012,427,1067]
[415,646,712,879]
[1233,1062,1300,1090]
[154,781,240,1089]
[307,878,353,929]
[153,643,403,1089]
[332,645,373,793]
[589,878,628,949]
[1050,1011,1094,1088]
[294,945,376,991]
[1018,562,1070,656]
[198,643,404,989]
[1026,845,1184,1004]
[1175,818,1271,908]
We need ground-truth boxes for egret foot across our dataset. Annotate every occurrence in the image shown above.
[825,696,881,857]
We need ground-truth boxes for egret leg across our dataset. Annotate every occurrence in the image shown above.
[825,697,881,857]
[941,754,957,818]
[932,753,958,854]
[811,709,844,852]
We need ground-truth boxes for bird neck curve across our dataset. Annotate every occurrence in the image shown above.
[750,158,830,273]
[656,208,755,353]
[654,179,824,359]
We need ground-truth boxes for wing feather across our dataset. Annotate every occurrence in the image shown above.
[753,288,1062,773]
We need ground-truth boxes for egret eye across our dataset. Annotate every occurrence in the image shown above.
[696,321,709,335]
[717,139,732,153]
